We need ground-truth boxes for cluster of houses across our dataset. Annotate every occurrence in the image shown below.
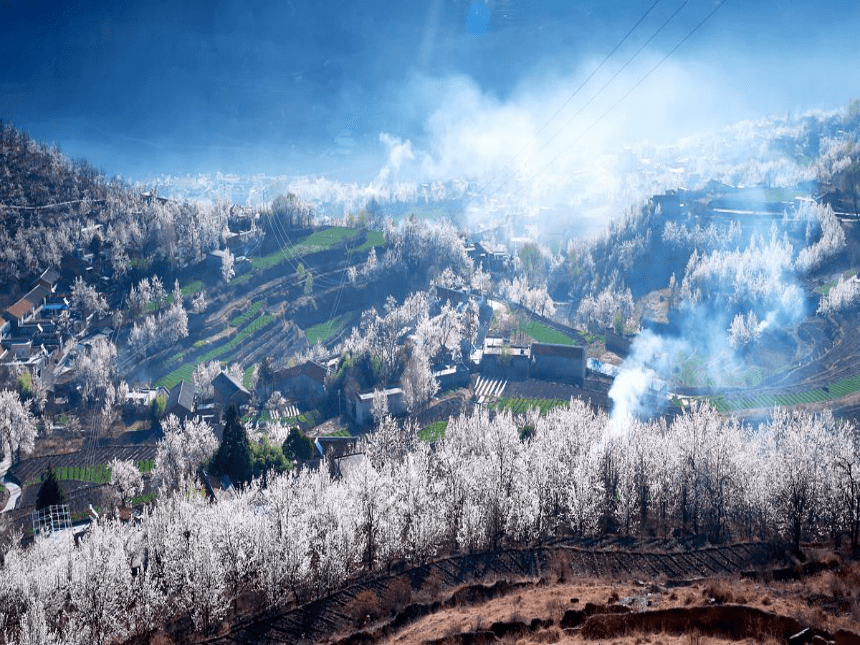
[1,268,68,380]
[120,371,254,439]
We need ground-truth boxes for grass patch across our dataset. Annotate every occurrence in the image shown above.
[296,409,322,429]
[581,332,606,345]
[521,320,578,346]
[129,491,157,506]
[304,311,355,345]
[355,229,386,253]
[419,420,448,443]
[181,280,204,297]
[243,364,256,390]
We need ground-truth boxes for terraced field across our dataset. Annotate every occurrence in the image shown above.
[304,311,357,346]
[675,354,792,389]
[208,541,783,645]
[11,445,158,489]
[156,302,277,389]
[707,371,860,413]
[23,459,155,487]
[250,226,361,271]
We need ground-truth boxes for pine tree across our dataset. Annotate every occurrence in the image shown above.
[213,405,253,487]
[36,466,66,510]
[282,426,314,461]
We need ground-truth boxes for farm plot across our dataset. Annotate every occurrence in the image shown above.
[24,460,154,488]
[250,226,360,272]
[487,396,568,416]
[303,311,356,346]
[11,446,157,491]
[707,372,860,412]
[144,279,203,313]
[675,352,790,389]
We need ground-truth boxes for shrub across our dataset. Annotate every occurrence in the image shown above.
[347,590,382,624]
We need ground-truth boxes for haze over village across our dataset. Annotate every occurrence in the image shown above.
[1,1,860,644]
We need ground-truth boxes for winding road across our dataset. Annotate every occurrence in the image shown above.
[0,453,21,512]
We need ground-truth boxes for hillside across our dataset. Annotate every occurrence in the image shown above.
[1,107,860,645]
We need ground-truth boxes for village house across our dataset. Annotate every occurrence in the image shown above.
[354,387,406,425]
[166,380,195,419]
[433,364,470,391]
[212,371,252,410]
[4,283,52,328]
[530,343,587,385]
[274,360,327,402]
[479,337,531,380]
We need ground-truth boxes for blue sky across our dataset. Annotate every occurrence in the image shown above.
[2,0,860,180]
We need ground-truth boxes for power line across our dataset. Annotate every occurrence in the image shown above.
[477,0,663,196]
[526,0,728,185]
[490,0,689,198]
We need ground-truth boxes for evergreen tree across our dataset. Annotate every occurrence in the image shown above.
[258,356,275,397]
[36,466,66,510]
[282,426,314,461]
[213,405,253,487]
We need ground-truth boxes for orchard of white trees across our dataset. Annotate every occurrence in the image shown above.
[2,403,860,643]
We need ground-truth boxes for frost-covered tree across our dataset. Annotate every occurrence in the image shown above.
[70,277,108,320]
[763,409,832,552]
[818,274,860,315]
[371,388,389,427]
[153,415,218,492]
[576,285,634,331]
[73,337,117,411]
[221,248,235,283]
[109,459,143,507]
[727,310,761,349]
[401,346,438,414]
[193,360,223,400]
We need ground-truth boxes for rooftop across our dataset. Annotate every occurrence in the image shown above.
[212,371,250,398]
[37,268,60,287]
[167,380,195,413]
[357,387,403,402]
[531,343,585,359]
